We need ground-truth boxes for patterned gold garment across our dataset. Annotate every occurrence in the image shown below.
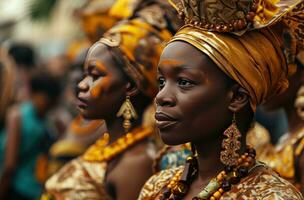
[138,163,303,200]
[43,126,153,200]
[254,128,304,191]
[43,158,109,200]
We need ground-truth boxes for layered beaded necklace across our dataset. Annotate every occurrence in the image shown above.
[83,127,153,162]
[156,145,257,200]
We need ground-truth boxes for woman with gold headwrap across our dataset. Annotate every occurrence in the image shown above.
[138,0,304,199]
[42,1,182,200]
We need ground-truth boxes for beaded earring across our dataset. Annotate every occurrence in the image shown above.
[116,95,138,132]
[220,113,241,167]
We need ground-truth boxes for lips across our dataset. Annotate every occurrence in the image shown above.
[155,112,178,129]
[76,97,89,110]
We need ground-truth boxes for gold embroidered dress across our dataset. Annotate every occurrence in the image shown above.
[139,163,303,200]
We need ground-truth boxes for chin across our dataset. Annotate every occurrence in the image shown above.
[158,129,187,146]
[79,110,98,120]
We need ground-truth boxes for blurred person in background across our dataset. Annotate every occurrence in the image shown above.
[74,0,119,43]
[47,46,107,176]
[0,70,62,200]
[44,0,120,176]
[8,43,36,102]
[0,47,16,124]
[258,50,304,193]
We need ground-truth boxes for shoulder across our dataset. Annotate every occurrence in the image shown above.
[138,166,184,200]
[45,157,108,199]
[108,141,155,183]
[222,163,303,200]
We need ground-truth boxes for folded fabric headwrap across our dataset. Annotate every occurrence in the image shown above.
[98,4,174,98]
[170,27,289,111]
[168,1,304,111]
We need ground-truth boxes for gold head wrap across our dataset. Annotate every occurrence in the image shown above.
[76,0,119,43]
[109,0,143,19]
[168,0,304,111]
[98,4,175,97]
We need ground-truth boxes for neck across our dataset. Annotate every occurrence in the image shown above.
[106,117,142,144]
[284,103,304,134]
[194,124,247,181]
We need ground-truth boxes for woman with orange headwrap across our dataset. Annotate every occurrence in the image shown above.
[42,1,182,200]
[45,0,120,176]
[138,0,304,199]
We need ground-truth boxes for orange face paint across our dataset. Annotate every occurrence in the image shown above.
[94,60,107,71]
[90,60,113,98]
[159,59,184,67]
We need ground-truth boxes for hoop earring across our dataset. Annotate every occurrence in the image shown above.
[116,96,138,132]
[295,85,304,120]
[220,113,241,167]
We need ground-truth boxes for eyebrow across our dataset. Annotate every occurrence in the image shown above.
[159,59,184,67]
[159,59,197,74]
[87,60,107,72]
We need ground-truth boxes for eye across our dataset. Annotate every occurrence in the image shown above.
[91,73,101,81]
[158,77,166,89]
[90,69,105,81]
[178,78,195,88]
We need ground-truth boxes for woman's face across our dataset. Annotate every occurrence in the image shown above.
[155,41,233,145]
[77,43,128,120]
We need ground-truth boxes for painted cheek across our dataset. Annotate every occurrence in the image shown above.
[90,76,112,98]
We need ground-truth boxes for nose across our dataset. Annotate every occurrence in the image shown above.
[155,84,176,107]
[77,76,90,93]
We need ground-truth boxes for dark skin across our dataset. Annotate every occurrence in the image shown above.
[155,41,253,199]
[77,42,153,200]
[264,67,304,193]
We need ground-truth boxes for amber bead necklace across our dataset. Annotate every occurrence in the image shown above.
[157,145,257,200]
[83,127,153,162]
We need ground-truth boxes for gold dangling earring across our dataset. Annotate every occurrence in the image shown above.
[116,96,138,132]
[295,85,304,120]
[220,113,241,167]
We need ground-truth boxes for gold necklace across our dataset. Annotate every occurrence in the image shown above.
[157,146,257,200]
[83,127,152,162]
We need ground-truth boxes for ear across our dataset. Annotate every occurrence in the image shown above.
[228,84,250,113]
[126,82,139,97]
